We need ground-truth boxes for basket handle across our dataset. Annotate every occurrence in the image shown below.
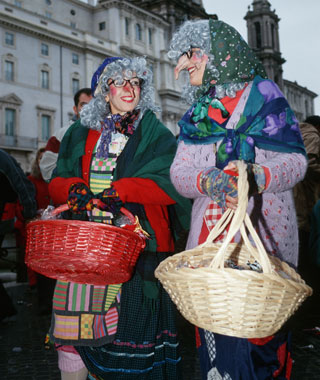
[50,200,136,225]
[199,161,273,274]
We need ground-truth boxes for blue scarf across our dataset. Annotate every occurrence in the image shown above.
[178,76,306,169]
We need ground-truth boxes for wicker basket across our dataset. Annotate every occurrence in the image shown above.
[155,161,312,338]
[25,206,146,285]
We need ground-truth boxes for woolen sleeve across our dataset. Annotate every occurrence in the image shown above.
[255,149,307,193]
[113,177,176,205]
[170,141,209,199]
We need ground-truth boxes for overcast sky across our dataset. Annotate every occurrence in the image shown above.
[202,0,320,116]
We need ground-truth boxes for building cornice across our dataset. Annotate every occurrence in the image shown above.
[119,45,156,61]
[284,79,318,98]
[0,10,117,56]
[99,0,170,27]
[158,89,181,100]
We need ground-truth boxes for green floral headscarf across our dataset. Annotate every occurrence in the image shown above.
[199,19,267,97]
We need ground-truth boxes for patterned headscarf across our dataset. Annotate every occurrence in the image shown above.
[195,19,267,102]
[176,20,305,167]
[206,19,266,85]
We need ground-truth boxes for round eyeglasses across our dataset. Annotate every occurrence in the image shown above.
[181,49,204,60]
[107,77,143,88]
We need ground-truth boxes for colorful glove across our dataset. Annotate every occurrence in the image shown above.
[247,163,267,195]
[67,183,94,214]
[199,167,238,209]
[96,186,122,216]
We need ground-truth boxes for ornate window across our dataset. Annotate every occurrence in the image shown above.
[5,60,14,81]
[125,18,130,36]
[41,42,49,56]
[41,114,51,140]
[5,31,14,47]
[72,53,79,65]
[254,22,261,49]
[5,108,15,136]
[0,93,22,144]
[36,105,55,142]
[135,23,142,41]
[41,70,49,89]
[72,78,80,94]
[71,72,81,94]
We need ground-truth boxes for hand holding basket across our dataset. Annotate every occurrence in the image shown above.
[155,161,312,338]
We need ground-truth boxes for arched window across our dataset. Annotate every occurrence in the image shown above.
[254,22,261,49]
[135,23,142,41]
[125,18,129,36]
[271,24,275,48]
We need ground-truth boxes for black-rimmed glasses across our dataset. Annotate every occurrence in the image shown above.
[107,77,143,88]
[181,48,204,60]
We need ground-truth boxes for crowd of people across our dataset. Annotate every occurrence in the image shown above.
[1,17,319,380]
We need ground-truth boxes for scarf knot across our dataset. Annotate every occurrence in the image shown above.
[96,110,140,159]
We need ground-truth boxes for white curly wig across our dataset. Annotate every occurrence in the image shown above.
[80,57,160,130]
[168,20,246,104]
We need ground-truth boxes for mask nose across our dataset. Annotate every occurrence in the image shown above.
[123,82,135,97]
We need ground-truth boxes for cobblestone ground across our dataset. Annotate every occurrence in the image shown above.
[0,282,319,380]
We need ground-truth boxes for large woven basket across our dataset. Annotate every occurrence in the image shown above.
[25,206,146,285]
[155,161,312,338]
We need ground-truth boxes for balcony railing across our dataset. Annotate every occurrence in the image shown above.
[0,134,38,150]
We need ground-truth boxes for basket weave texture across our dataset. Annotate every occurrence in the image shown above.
[155,161,312,338]
[25,207,145,285]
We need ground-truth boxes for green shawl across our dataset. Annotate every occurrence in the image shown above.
[56,110,191,235]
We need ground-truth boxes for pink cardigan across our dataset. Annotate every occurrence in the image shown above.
[170,141,307,268]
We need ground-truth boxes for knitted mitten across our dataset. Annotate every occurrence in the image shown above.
[247,163,267,195]
[96,186,123,215]
[67,182,94,213]
[199,167,238,209]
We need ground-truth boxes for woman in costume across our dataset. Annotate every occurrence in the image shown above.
[168,19,307,379]
[48,56,190,380]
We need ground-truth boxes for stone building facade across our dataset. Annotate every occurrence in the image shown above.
[0,0,317,170]
[245,0,317,120]
[0,0,211,169]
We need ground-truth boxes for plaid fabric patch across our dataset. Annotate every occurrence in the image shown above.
[104,284,122,311]
[53,314,79,340]
[80,314,95,340]
[92,286,105,313]
[89,151,117,224]
[91,156,117,172]
[67,283,91,312]
[90,155,116,194]
[52,281,68,310]
[105,306,119,336]
[93,314,107,339]
[204,201,227,242]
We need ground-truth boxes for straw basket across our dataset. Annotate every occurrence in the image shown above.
[155,161,312,338]
[25,206,146,285]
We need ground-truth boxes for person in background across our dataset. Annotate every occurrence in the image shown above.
[0,149,37,322]
[39,88,92,182]
[168,18,307,379]
[293,115,320,270]
[48,56,190,380]
[27,148,54,314]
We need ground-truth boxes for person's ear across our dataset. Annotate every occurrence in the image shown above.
[105,94,110,103]
[73,105,77,115]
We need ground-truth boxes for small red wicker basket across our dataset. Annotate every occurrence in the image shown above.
[25,205,146,285]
